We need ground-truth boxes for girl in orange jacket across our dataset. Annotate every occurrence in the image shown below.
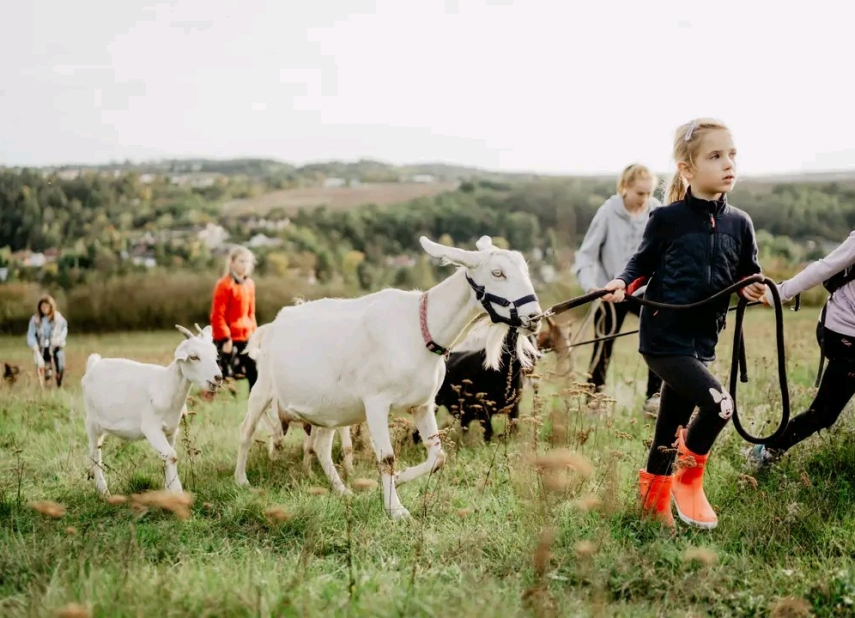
[210,246,258,388]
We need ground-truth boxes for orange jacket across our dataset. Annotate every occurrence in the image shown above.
[210,274,257,342]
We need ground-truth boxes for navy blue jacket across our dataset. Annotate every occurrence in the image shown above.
[617,189,761,361]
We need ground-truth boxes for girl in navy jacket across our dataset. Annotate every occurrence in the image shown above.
[601,118,766,529]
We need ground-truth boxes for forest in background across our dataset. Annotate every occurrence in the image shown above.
[1,158,851,333]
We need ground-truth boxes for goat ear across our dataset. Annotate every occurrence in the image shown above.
[200,325,213,342]
[173,345,189,363]
[419,236,480,269]
[475,236,493,251]
[175,325,194,340]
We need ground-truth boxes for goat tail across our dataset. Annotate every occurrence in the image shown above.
[85,353,101,373]
[244,324,269,360]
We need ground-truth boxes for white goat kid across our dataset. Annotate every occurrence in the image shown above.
[234,236,541,518]
[82,324,223,495]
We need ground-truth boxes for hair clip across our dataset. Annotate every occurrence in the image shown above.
[684,120,697,142]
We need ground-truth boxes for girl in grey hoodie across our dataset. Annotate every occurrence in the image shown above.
[573,164,663,410]
[749,230,855,467]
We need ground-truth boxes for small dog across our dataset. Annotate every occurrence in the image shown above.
[3,362,22,385]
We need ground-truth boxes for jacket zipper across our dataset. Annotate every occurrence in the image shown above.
[707,213,716,285]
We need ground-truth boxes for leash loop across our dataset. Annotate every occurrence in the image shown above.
[541,275,796,445]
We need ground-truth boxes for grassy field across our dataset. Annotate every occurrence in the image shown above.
[1,309,855,617]
[221,182,460,215]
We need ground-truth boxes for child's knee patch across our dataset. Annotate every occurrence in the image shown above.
[708,387,733,420]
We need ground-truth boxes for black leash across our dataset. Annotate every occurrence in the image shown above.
[563,297,801,349]
[540,275,800,445]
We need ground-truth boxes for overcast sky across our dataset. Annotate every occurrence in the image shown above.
[2,0,854,176]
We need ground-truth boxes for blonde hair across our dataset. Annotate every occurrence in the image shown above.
[666,118,730,204]
[617,163,656,195]
[224,246,256,277]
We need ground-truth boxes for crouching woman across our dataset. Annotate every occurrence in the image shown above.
[26,294,68,388]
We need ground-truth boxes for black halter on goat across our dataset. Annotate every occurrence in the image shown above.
[540,275,798,446]
[465,274,538,328]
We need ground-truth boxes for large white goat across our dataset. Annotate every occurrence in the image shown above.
[245,322,354,478]
[82,324,223,495]
[234,236,541,518]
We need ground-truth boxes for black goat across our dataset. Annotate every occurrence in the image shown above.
[417,330,531,443]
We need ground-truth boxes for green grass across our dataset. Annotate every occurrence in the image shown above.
[1,310,855,617]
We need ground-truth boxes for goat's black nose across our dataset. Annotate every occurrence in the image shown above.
[215,374,223,383]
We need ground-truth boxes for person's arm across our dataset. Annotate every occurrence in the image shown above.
[249,281,257,330]
[26,317,38,349]
[51,315,68,348]
[211,280,231,341]
[736,215,765,302]
[616,209,662,286]
[573,208,608,292]
[602,210,662,303]
[767,231,855,304]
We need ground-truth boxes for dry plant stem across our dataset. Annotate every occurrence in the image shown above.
[345,495,356,601]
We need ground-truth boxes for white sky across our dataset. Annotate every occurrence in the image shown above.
[2,0,855,176]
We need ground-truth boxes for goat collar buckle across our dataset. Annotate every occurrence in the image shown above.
[465,274,537,328]
[419,292,450,359]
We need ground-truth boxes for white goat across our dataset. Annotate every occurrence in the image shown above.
[234,236,541,518]
[245,322,354,478]
[82,324,223,495]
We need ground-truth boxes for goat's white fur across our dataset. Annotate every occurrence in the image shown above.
[82,324,222,495]
[233,235,541,518]
[245,323,355,483]
[449,317,541,368]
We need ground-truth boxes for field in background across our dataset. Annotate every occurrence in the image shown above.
[2,310,855,617]
[222,181,460,215]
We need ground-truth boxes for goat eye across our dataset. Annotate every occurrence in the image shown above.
[189,355,199,361]
[492,269,505,279]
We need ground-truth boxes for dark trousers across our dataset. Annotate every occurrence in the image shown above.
[766,325,855,451]
[589,302,662,399]
[215,339,258,389]
[41,347,65,387]
[643,354,732,476]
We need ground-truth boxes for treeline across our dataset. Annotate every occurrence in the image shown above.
[4,168,855,259]
[0,167,852,335]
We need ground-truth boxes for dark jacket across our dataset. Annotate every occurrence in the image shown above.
[617,189,761,361]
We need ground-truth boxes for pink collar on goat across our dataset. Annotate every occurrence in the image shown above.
[420,292,450,359]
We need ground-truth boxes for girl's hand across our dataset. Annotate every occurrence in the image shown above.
[222,339,234,354]
[742,282,767,303]
[601,279,626,303]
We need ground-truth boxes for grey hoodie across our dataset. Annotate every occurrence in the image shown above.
[573,194,662,292]
[766,230,855,337]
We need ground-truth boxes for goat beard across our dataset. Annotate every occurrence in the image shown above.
[459,319,539,372]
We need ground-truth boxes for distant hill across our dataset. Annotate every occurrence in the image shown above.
[222,181,460,215]
[2,157,547,183]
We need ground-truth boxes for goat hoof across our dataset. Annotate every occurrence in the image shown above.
[388,506,411,520]
[235,474,250,487]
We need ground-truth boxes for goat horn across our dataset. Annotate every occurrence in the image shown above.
[194,323,204,336]
[175,325,194,340]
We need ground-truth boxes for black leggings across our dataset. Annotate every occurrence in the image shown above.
[643,354,733,476]
[589,302,663,399]
[215,339,258,389]
[766,325,855,451]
